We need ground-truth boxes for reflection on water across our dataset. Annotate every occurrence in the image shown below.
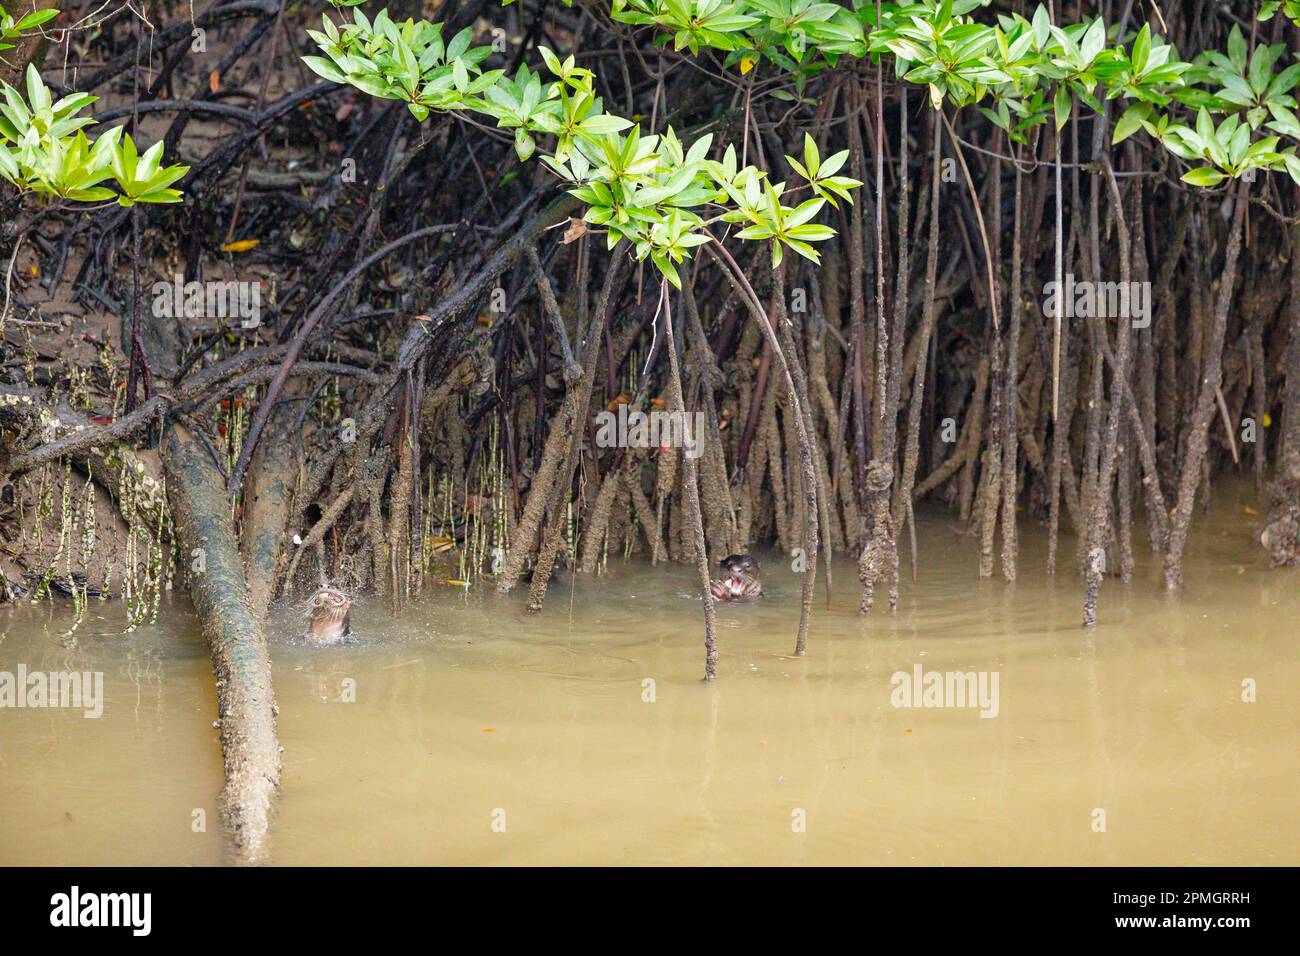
[1,492,1296,865]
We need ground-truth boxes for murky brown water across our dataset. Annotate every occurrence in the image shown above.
[2,486,1296,866]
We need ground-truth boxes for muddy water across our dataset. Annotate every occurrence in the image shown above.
[1,490,1295,866]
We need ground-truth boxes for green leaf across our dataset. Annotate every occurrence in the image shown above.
[15,9,60,31]
[1031,5,1051,50]
[1053,84,1072,130]
[132,188,184,204]
[1281,151,1300,185]
[1112,103,1148,144]
[0,145,18,182]
[25,64,50,114]
[785,197,825,229]
[301,55,348,85]
[1181,166,1227,187]
[1227,25,1247,74]
[580,114,632,135]
[538,46,563,77]
[652,250,681,289]
[65,186,116,202]
[1131,24,1151,76]
[514,127,535,162]
[818,148,848,178]
[1079,18,1105,67]
[802,133,820,178]
[782,237,821,264]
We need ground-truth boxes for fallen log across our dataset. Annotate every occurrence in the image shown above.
[162,422,281,864]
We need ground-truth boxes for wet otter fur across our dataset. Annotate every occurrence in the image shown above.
[1260,478,1300,567]
[709,554,762,601]
[304,587,353,645]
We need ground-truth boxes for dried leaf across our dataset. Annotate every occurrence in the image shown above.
[561,217,587,244]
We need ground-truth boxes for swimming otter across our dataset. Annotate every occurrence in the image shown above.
[304,588,352,645]
[709,554,762,601]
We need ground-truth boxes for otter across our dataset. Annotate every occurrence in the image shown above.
[304,588,352,645]
[709,554,762,601]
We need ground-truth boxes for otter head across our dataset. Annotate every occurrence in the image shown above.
[305,588,353,644]
[312,587,353,616]
[718,554,759,596]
